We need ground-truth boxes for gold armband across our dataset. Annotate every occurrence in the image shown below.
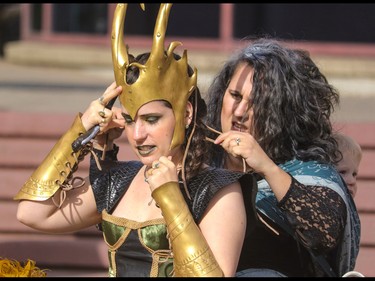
[152,182,224,277]
[14,114,87,202]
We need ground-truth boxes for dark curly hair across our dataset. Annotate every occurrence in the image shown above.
[206,38,340,167]
[126,52,208,182]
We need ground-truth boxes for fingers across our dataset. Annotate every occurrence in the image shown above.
[235,137,241,146]
[213,131,248,163]
[95,84,123,131]
[97,107,126,137]
[97,106,124,128]
[216,134,240,151]
[145,156,178,191]
[213,131,230,145]
[152,161,160,169]
[98,83,122,107]
[97,107,112,125]
[214,131,264,173]
[111,118,125,128]
[147,157,174,176]
[214,131,244,146]
[81,83,123,131]
[98,113,125,135]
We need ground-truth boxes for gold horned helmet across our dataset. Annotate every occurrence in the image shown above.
[111,3,197,150]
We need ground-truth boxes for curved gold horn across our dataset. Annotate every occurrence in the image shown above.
[149,3,173,64]
[111,4,145,87]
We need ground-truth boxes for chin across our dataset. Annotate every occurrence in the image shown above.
[137,154,154,166]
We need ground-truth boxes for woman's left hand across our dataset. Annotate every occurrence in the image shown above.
[146,156,179,192]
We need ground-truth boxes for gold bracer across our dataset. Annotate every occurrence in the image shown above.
[152,182,224,277]
[14,114,87,202]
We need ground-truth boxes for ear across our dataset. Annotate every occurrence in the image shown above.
[185,101,193,128]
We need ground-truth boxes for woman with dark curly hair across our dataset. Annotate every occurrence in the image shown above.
[205,38,360,277]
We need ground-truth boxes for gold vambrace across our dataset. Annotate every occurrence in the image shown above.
[14,114,87,201]
[152,182,224,277]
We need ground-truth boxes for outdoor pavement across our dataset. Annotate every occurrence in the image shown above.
[1,41,375,123]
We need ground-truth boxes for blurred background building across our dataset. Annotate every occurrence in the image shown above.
[2,4,375,55]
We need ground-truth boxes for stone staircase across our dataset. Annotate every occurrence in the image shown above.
[1,111,374,276]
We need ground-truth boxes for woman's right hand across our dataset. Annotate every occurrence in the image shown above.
[81,82,123,132]
[93,106,124,149]
[214,130,275,176]
[214,130,292,200]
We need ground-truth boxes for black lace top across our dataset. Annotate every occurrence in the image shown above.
[238,176,347,277]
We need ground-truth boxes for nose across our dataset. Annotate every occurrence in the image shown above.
[133,121,147,142]
[234,100,250,121]
[344,173,357,189]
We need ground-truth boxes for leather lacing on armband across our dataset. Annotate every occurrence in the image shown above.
[151,249,174,277]
[88,136,119,172]
[51,142,93,208]
[149,223,174,276]
[52,176,85,208]
[89,146,103,172]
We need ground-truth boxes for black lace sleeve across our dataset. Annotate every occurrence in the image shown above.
[278,176,347,253]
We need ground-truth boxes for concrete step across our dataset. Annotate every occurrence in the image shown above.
[5,41,375,79]
[0,233,108,275]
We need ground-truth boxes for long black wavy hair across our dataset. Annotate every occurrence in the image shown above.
[206,38,340,167]
[126,52,208,183]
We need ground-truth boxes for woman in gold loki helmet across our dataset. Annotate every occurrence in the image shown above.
[14,4,254,277]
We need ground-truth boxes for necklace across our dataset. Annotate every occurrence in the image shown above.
[143,166,154,206]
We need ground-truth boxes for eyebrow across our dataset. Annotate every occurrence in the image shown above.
[121,112,161,119]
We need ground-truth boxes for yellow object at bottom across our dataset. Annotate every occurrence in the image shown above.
[0,258,47,277]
